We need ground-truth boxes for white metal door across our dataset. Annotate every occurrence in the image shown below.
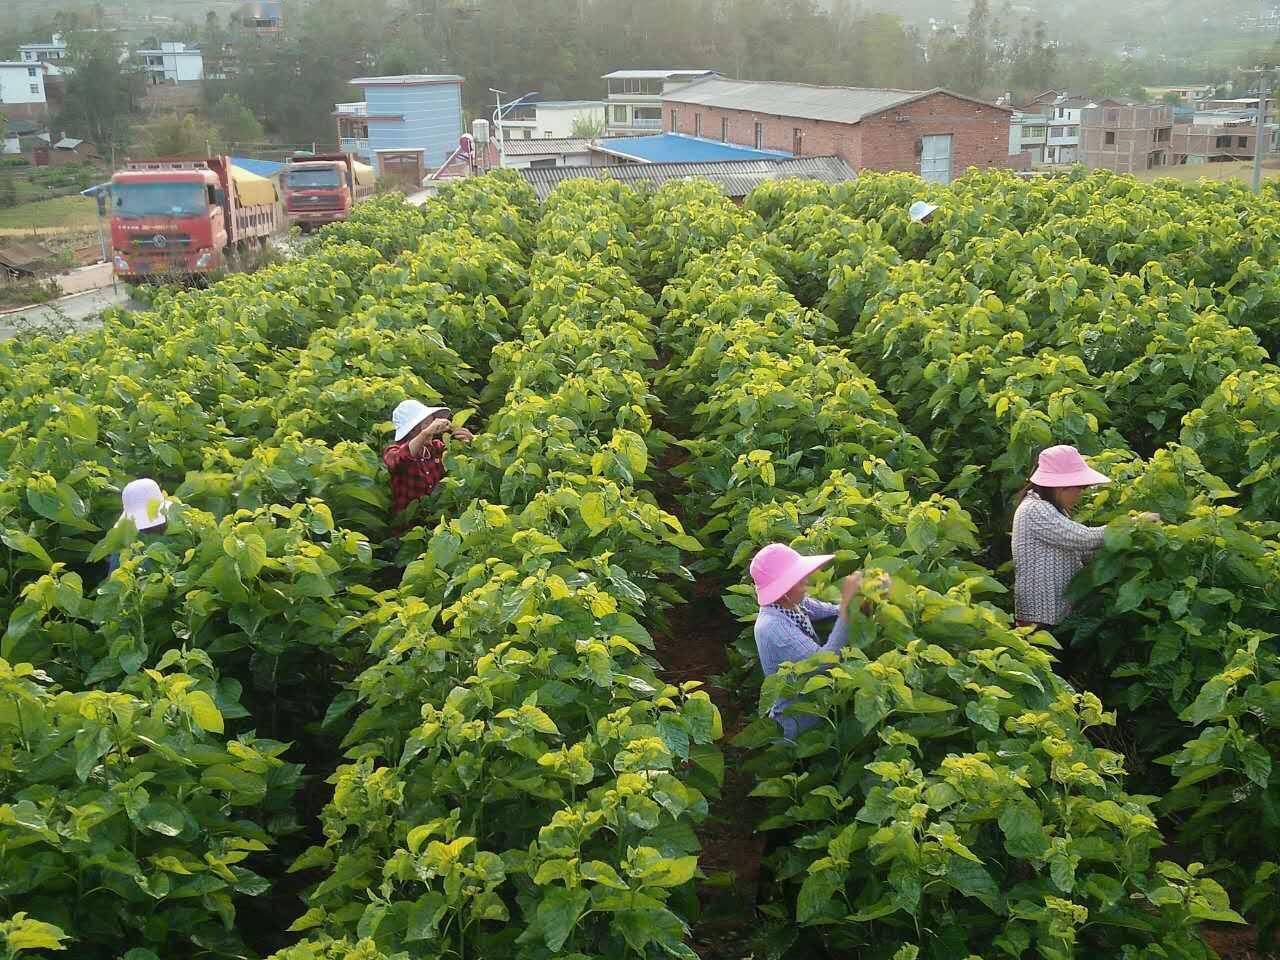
[920,134,953,184]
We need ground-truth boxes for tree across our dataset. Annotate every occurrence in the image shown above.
[209,94,264,147]
[965,0,993,94]
[57,31,144,156]
[569,113,605,138]
[135,114,223,158]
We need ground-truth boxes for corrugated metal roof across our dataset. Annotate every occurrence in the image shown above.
[519,155,854,201]
[350,74,463,86]
[53,137,84,149]
[602,69,717,80]
[665,78,1009,124]
[502,138,592,156]
[593,133,791,163]
[535,100,605,110]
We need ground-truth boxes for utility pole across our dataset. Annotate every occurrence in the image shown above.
[1252,70,1271,193]
[1243,65,1276,193]
[490,88,506,170]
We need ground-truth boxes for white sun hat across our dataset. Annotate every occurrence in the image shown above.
[909,200,939,223]
[119,478,170,531]
[392,399,451,442]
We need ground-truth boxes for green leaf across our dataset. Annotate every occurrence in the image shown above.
[797,867,842,922]
[535,887,590,952]
[1,530,53,569]
[138,801,186,837]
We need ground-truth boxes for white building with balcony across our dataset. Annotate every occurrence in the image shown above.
[335,101,370,161]
[1010,94,1086,166]
[498,100,608,141]
[18,35,68,66]
[136,42,204,85]
[604,69,718,136]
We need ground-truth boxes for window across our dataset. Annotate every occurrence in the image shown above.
[1106,109,1119,123]
[1051,126,1064,137]
[754,121,764,149]
[1216,135,1232,148]
[1154,127,1170,143]
[1105,131,1116,146]
[721,117,728,141]
[694,113,702,137]
[793,127,804,155]
[1068,126,1079,137]
[1239,136,1249,148]
[670,109,679,130]
[522,129,531,139]
[1025,126,1046,139]
[529,157,558,168]
[612,105,627,124]
[29,84,39,95]
[544,131,554,138]
[27,66,37,77]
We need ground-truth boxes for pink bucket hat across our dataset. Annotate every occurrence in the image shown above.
[1030,445,1110,488]
[750,543,834,606]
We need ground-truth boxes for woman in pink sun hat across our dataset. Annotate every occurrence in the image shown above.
[1012,445,1158,635]
[750,543,888,740]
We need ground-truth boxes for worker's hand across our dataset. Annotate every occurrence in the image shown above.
[843,571,890,614]
[451,427,475,443]
[420,417,453,439]
[840,572,865,609]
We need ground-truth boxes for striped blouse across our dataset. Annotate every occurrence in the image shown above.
[1011,489,1106,626]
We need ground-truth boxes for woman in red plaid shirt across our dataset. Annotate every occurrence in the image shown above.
[383,399,474,526]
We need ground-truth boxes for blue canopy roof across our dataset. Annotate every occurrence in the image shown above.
[593,134,791,164]
[230,156,285,177]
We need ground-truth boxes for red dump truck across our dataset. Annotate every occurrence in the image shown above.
[110,155,283,281]
[282,153,375,231]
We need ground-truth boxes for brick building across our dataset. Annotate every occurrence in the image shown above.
[661,78,1014,183]
[1171,119,1256,164]
[1080,101,1174,172]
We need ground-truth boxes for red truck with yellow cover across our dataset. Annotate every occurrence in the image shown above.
[110,156,282,281]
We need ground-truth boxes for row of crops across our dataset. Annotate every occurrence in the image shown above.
[0,165,1277,959]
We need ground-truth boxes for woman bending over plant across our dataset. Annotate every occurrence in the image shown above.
[1012,445,1158,640]
[750,543,887,740]
[383,399,474,528]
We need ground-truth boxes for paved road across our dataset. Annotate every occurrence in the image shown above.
[0,285,138,342]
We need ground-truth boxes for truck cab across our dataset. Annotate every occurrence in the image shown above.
[110,167,227,279]
[283,154,373,230]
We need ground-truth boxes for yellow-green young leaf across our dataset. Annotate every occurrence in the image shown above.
[519,705,559,736]
[580,493,608,534]
[186,691,225,734]
[287,907,328,932]
[639,855,698,888]
[2,913,70,952]
[580,860,628,889]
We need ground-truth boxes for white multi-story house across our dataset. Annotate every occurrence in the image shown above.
[0,60,48,120]
[1012,91,1087,166]
[498,100,608,140]
[136,42,204,85]
[603,69,718,135]
[18,34,68,66]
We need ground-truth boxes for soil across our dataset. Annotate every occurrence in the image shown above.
[653,585,768,960]
[1202,925,1279,960]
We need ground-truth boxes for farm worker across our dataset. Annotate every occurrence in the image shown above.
[1012,445,1158,634]
[107,478,171,574]
[908,200,939,224]
[383,399,474,525]
[750,543,888,739]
